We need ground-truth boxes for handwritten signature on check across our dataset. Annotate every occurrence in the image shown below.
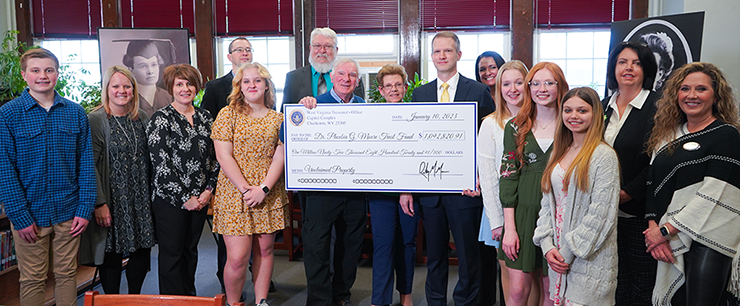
[419,160,449,181]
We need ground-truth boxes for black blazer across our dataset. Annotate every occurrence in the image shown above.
[602,90,659,216]
[201,71,234,119]
[282,65,365,108]
[411,74,495,129]
[411,73,495,208]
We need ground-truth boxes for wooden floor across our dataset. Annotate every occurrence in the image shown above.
[0,265,98,306]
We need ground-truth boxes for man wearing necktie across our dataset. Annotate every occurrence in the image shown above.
[282,27,365,110]
[410,31,494,306]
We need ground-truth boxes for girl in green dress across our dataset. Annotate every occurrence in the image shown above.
[499,62,569,306]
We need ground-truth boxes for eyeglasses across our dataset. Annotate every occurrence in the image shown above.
[311,44,336,51]
[382,83,405,90]
[528,81,558,88]
[230,47,254,54]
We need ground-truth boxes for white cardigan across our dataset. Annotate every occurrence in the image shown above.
[478,116,509,230]
[533,143,620,306]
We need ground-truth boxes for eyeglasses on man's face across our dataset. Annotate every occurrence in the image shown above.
[230,47,254,54]
[311,44,336,51]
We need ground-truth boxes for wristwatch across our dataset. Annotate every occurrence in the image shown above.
[260,184,270,194]
[660,225,671,239]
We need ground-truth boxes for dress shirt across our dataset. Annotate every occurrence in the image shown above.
[0,89,96,230]
[604,89,650,146]
[436,72,460,102]
[311,67,334,97]
[329,88,360,104]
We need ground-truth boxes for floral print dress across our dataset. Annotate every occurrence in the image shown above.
[498,118,553,273]
[551,164,583,306]
[210,107,289,236]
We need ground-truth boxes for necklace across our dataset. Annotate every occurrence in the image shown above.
[113,116,137,147]
[537,117,557,130]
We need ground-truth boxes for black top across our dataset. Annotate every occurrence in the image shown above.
[146,105,220,207]
[645,120,740,220]
[602,91,658,216]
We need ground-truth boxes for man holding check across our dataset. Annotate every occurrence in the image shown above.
[410,31,494,306]
[298,57,366,306]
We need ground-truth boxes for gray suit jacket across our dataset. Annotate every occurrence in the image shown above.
[282,65,365,110]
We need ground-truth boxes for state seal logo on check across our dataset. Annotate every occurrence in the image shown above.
[290,109,305,126]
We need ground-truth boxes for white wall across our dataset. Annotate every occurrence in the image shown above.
[651,0,740,94]
[1,0,16,35]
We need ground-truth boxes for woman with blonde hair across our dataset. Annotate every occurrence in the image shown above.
[644,62,740,306]
[211,63,288,306]
[477,60,528,304]
[80,65,154,294]
[499,62,569,306]
[534,87,620,306]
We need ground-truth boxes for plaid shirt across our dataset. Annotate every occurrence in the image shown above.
[0,89,96,230]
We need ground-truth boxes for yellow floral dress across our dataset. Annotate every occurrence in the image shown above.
[211,106,289,235]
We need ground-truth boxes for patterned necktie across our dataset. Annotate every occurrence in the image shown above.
[440,82,450,102]
[317,73,327,95]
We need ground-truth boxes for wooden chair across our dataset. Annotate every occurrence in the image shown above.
[84,291,245,306]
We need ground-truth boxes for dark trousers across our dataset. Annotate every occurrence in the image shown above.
[368,194,420,305]
[615,217,657,306]
[302,192,367,306]
[99,248,151,294]
[152,199,207,296]
[672,242,733,306]
[478,242,499,305]
[421,194,482,306]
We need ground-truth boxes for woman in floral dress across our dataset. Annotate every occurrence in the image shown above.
[499,62,569,306]
[211,63,288,306]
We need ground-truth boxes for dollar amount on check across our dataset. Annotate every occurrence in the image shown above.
[283,103,478,192]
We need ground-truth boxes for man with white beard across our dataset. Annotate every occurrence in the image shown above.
[282,27,364,108]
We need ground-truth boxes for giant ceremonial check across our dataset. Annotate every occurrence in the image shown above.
[283,102,478,192]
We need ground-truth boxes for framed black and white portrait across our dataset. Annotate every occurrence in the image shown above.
[610,12,705,93]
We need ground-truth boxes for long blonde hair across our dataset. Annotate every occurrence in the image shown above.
[514,62,569,166]
[485,60,529,129]
[227,63,276,115]
[646,62,740,154]
[100,65,140,120]
[542,87,606,192]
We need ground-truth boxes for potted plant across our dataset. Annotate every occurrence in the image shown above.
[368,72,427,103]
[0,30,32,104]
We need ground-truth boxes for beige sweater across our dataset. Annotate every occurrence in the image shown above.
[533,143,620,306]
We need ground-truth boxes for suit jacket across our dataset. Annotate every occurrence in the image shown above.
[201,71,234,119]
[411,74,495,128]
[411,73,495,208]
[282,65,365,108]
[602,90,659,216]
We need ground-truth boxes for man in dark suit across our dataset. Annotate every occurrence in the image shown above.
[201,37,252,118]
[297,58,366,306]
[410,31,494,306]
[282,27,364,107]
